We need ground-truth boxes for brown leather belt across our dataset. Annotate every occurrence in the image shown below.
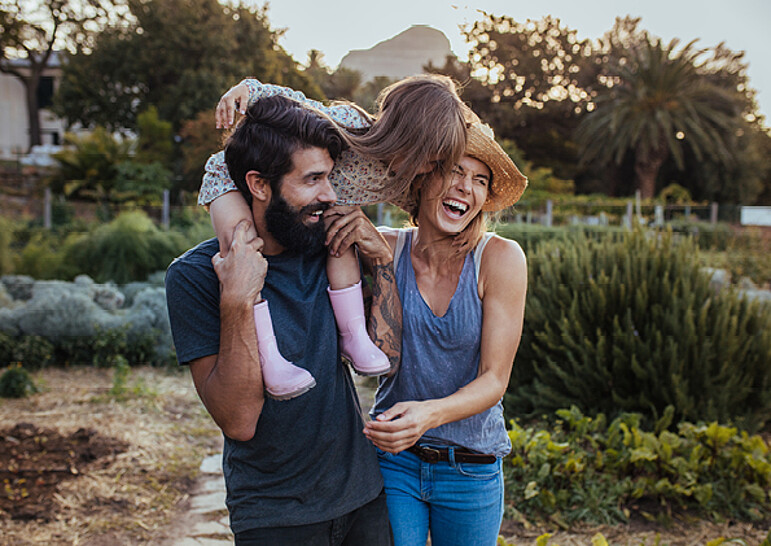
[407,445,497,465]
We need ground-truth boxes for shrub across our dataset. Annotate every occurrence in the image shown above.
[62,211,187,284]
[504,407,771,525]
[507,229,771,430]
[0,364,37,398]
[494,222,625,256]
[0,276,173,367]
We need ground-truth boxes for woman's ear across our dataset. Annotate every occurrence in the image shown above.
[245,170,270,203]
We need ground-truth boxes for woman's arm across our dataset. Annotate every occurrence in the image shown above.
[364,236,527,453]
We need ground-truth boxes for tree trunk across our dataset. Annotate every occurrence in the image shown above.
[634,148,668,199]
[25,74,42,150]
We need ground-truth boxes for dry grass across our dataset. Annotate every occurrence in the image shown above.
[0,366,221,545]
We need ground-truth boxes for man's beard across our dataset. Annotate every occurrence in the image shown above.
[264,193,329,254]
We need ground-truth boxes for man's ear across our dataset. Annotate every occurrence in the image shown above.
[245,171,270,203]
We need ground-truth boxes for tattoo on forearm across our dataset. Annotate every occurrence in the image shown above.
[369,263,402,371]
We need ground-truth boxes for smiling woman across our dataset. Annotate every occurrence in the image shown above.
[322,122,531,546]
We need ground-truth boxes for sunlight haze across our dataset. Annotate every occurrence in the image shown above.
[255,0,770,120]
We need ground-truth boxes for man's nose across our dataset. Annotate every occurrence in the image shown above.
[318,177,337,203]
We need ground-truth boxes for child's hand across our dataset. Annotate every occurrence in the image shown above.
[215,81,250,129]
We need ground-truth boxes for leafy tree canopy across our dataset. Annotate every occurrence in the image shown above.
[53,0,322,131]
[0,0,127,148]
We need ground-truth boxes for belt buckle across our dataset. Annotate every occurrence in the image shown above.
[419,446,441,463]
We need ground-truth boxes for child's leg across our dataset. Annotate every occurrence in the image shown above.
[212,192,315,399]
[210,191,257,257]
[327,247,360,290]
[327,248,390,376]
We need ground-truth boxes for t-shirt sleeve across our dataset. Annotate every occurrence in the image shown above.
[165,257,221,365]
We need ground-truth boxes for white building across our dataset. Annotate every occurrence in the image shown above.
[0,53,67,160]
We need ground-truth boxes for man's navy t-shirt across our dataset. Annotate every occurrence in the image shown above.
[165,238,383,533]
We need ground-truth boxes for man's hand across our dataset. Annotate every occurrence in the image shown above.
[324,206,391,263]
[212,220,267,305]
[215,81,249,129]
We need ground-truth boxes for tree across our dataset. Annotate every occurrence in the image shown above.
[458,14,599,180]
[54,0,322,132]
[0,0,125,149]
[576,33,746,199]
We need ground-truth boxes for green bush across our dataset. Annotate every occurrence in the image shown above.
[505,407,771,525]
[0,364,37,398]
[494,222,625,257]
[0,331,54,369]
[62,211,186,284]
[507,229,771,430]
[12,335,54,370]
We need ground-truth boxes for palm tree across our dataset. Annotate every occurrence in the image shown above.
[577,36,742,198]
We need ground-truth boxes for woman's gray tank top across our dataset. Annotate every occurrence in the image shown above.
[371,228,511,457]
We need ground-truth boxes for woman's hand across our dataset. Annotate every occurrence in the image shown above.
[363,401,439,454]
[324,206,392,264]
[215,81,250,129]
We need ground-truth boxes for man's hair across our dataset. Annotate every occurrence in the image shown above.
[224,95,345,207]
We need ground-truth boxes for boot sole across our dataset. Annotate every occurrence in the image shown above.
[266,378,317,401]
[342,355,391,377]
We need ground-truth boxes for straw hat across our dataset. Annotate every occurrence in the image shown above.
[465,122,528,212]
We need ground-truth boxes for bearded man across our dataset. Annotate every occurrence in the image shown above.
[165,96,398,545]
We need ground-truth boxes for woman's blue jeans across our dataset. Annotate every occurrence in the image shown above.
[376,446,504,546]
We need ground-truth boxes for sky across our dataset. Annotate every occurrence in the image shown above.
[257,0,770,121]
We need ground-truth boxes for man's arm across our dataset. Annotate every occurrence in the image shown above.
[189,222,268,442]
[324,208,402,371]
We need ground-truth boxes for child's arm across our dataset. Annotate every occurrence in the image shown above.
[215,78,372,130]
[203,79,373,253]
[200,152,255,254]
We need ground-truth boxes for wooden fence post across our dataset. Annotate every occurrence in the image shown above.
[43,187,52,229]
[162,190,170,229]
[545,200,553,227]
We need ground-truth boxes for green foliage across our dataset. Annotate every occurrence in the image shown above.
[49,128,132,208]
[178,110,222,192]
[109,355,131,395]
[577,32,745,199]
[0,216,14,275]
[54,0,322,132]
[493,222,625,256]
[62,211,186,284]
[0,331,54,369]
[0,364,37,398]
[658,183,693,204]
[506,229,771,430]
[504,407,771,525]
[135,106,174,167]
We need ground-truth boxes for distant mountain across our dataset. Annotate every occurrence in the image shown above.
[340,25,453,81]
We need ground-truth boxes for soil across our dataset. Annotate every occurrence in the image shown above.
[0,367,769,546]
[0,366,221,545]
[0,423,128,521]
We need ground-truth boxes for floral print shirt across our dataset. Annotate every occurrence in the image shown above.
[199,79,389,206]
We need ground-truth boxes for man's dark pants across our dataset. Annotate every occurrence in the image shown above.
[234,488,393,545]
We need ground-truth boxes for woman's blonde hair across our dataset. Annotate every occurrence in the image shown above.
[341,74,472,201]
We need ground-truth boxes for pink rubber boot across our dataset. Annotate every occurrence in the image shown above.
[253,301,316,400]
[327,281,391,376]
